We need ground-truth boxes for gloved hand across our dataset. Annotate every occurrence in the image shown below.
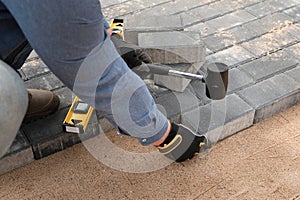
[157,123,208,162]
[111,34,152,69]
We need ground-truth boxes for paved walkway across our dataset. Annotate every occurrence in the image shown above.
[1,0,299,176]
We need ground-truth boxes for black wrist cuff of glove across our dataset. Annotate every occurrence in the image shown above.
[157,123,207,162]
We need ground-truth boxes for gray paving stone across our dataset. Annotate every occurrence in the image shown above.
[26,50,39,61]
[206,46,255,67]
[103,0,148,19]
[246,0,299,18]
[285,66,300,83]
[227,68,255,94]
[284,5,300,22]
[243,12,296,37]
[0,148,33,175]
[124,15,184,44]
[204,12,296,52]
[138,30,206,92]
[181,94,254,143]
[135,0,213,17]
[239,51,298,82]
[101,0,129,9]
[211,0,261,14]
[185,22,217,37]
[205,10,256,31]
[0,131,33,175]
[139,31,206,64]
[22,108,70,145]
[155,85,203,121]
[238,73,300,123]
[22,108,100,159]
[21,59,50,79]
[180,12,203,27]
[285,43,300,60]
[282,23,300,40]
[188,4,221,22]
[24,73,64,91]
[203,25,255,52]
[5,131,30,155]
[241,27,298,56]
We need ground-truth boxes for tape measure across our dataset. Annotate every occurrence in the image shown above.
[63,19,124,134]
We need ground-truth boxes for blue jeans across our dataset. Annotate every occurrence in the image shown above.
[0,0,168,145]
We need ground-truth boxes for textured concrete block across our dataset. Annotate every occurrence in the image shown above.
[179,12,202,27]
[22,108,100,159]
[285,42,300,60]
[153,62,204,92]
[124,15,184,44]
[238,74,300,123]
[284,5,300,22]
[239,51,298,82]
[155,85,203,122]
[181,94,254,144]
[205,10,256,31]
[246,0,298,17]
[22,108,70,145]
[139,31,206,64]
[241,29,298,56]
[139,31,206,92]
[22,59,50,79]
[0,148,33,175]
[227,68,255,93]
[285,66,300,83]
[135,0,208,17]
[185,22,217,37]
[211,0,260,14]
[243,12,295,37]
[0,131,33,175]
[26,50,39,61]
[24,73,64,91]
[207,46,254,67]
[5,131,30,155]
[188,4,221,21]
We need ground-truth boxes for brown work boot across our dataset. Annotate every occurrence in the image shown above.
[24,89,60,122]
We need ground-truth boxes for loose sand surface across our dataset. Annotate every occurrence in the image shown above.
[1,104,300,199]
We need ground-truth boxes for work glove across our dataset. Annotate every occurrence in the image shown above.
[157,123,209,162]
[111,34,152,69]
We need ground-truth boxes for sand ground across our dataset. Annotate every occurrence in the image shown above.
[0,104,300,200]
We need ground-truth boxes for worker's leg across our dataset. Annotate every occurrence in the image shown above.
[2,0,169,145]
[0,2,32,70]
[0,60,28,158]
[0,2,60,122]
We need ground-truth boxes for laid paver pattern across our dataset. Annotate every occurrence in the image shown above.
[1,0,299,174]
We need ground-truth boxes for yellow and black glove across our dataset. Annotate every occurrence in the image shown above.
[111,34,152,69]
[157,123,208,162]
